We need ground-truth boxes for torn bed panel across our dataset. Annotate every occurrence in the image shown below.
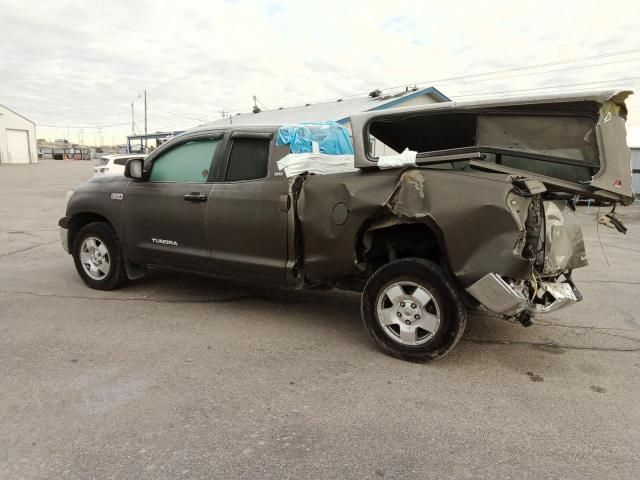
[541,201,588,276]
[383,169,531,286]
[294,167,531,287]
[294,169,400,282]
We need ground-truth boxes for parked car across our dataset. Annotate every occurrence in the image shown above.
[93,154,145,176]
[59,90,634,361]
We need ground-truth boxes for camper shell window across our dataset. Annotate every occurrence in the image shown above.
[366,106,601,184]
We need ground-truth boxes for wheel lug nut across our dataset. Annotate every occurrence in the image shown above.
[405,320,411,325]
[415,314,420,320]
[411,303,416,309]
[400,302,405,307]
[396,312,402,317]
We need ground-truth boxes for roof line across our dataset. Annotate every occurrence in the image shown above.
[0,104,35,125]
[335,86,451,122]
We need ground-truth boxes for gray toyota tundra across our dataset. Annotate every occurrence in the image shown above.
[59,90,634,361]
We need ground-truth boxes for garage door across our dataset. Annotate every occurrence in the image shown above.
[6,129,31,163]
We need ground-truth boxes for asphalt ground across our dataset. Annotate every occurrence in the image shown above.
[1,160,639,479]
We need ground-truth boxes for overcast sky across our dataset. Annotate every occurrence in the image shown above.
[1,0,640,145]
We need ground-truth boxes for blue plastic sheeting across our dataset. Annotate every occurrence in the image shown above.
[276,121,354,155]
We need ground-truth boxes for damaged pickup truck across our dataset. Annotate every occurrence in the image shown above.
[59,90,634,361]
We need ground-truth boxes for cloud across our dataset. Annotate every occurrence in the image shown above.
[1,0,639,144]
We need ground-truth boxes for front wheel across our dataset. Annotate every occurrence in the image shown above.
[72,222,127,290]
[361,258,467,361]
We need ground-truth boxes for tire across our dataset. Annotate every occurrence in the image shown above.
[72,222,128,290]
[361,258,467,361]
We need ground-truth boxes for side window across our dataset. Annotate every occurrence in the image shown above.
[150,139,220,183]
[114,158,128,166]
[225,138,270,182]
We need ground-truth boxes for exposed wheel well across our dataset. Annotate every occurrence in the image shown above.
[359,219,442,272]
[68,213,111,250]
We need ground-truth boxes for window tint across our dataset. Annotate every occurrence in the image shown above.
[225,138,270,182]
[150,139,219,183]
[114,158,129,166]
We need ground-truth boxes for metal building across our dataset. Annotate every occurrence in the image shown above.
[206,86,449,132]
[205,86,449,157]
[0,104,37,164]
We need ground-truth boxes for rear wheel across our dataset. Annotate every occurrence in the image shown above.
[361,258,467,361]
[72,222,127,290]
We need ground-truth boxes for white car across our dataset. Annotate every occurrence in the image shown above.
[93,154,145,176]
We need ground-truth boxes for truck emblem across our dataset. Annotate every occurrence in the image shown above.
[152,238,178,246]
[110,193,124,200]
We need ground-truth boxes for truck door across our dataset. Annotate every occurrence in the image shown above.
[122,135,222,269]
[208,132,290,284]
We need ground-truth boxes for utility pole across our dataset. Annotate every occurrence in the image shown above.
[131,101,135,135]
[144,90,148,153]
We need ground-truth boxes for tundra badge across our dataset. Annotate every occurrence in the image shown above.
[152,238,178,246]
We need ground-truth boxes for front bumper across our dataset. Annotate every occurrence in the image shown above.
[466,273,580,317]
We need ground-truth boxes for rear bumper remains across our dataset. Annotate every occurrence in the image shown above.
[466,273,580,317]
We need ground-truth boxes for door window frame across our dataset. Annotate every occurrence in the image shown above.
[215,131,274,184]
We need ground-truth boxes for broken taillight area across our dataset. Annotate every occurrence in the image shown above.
[468,189,587,325]
[467,271,582,326]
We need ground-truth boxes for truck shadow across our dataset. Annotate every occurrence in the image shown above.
[130,268,535,359]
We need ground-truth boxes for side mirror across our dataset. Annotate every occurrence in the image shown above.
[125,158,144,179]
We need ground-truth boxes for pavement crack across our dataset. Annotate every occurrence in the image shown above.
[0,240,59,259]
[462,338,640,353]
[579,279,640,286]
[0,289,255,304]
[602,243,640,254]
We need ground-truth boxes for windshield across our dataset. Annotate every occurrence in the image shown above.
[94,157,110,167]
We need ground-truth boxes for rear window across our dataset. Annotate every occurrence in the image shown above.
[225,138,270,182]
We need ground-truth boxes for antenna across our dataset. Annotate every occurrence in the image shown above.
[252,95,261,114]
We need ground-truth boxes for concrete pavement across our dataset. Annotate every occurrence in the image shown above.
[1,160,639,479]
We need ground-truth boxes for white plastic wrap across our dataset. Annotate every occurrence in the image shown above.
[377,148,418,169]
[277,153,358,177]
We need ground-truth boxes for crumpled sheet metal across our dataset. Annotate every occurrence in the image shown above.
[296,168,531,287]
[384,169,531,285]
[295,169,399,281]
[542,201,588,276]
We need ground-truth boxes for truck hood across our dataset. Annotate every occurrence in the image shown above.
[350,90,634,205]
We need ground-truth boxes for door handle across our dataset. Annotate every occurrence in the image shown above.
[184,192,207,202]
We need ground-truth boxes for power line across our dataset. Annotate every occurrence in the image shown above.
[36,48,640,130]
[151,105,214,124]
[453,76,640,98]
[452,85,640,104]
[270,48,640,110]
[440,57,640,87]
[385,47,640,93]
